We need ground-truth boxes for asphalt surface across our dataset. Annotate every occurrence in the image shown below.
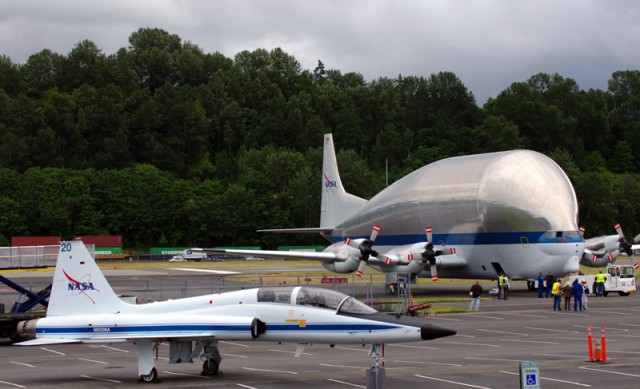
[0,268,639,388]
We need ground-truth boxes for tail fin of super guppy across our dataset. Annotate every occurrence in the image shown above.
[320,133,367,229]
[46,240,128,316]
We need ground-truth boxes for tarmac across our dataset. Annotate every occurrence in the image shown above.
[0,269,638,388]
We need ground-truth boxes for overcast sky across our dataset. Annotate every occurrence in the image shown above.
[1,0,638,103]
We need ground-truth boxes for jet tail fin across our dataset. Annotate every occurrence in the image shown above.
[47,240,128,316]
[320,134,367,229]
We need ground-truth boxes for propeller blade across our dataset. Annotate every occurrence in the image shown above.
[370,225,381,243]
[614,223,624,238]
[634,234,640,244]
[579,226,585,237]
[607,250,620,262]
[425,226,433,244]
[430,263,438,281]
[630,254,639,270]
[355,260,367,277]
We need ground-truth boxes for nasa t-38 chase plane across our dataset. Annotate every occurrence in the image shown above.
[206,134,593,287]
[15,240,455,382]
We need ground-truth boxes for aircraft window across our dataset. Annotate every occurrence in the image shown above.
[295,287,348,310]
[338,297,377,315]
[258,287,293,304]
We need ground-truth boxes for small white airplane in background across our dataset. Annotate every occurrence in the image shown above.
[15,241,455,383]
[205,133,588,288]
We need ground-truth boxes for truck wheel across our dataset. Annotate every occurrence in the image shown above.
[618,291,630,296]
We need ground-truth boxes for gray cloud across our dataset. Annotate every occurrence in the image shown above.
[0,0,637,103]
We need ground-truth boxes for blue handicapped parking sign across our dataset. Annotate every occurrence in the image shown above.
[526,374,537,385]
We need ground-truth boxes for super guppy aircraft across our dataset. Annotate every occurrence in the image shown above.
[206,134,588,286]
[15,240,455,382]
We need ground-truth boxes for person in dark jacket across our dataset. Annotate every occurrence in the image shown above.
[572,279,584,311]
[469,281,483,310]
[537,272,545,298]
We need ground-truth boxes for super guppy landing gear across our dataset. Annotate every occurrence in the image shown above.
[137,339,223,383]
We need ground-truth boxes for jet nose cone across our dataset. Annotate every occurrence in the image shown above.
[420,324,457,340]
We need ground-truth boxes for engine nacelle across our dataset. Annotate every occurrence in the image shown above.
[321,242,362,274]
[16,319,39,341]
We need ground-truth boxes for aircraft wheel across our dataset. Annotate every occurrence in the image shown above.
[603,291,609,297]
[202,359,219,376]
[139,367,158,383]
[526,281,535,291]
[618,291,630,296]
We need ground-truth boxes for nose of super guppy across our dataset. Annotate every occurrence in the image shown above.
[420,324,457,340]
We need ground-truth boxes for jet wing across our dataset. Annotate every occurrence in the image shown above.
[196,248,343,262]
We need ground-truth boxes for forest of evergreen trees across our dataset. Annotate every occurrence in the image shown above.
[0,27,639,249]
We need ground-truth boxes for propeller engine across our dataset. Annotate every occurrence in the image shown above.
[345,225,380,277]
[608,223,640,269]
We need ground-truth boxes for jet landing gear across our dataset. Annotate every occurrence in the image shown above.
[139,367,159,383]
[200,341,222,376]
[136,339,223,383]
[365,343,386,389]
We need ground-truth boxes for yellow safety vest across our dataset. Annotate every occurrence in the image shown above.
[552,282,561,295]
[500,275,509,286]
[595,273,605,283]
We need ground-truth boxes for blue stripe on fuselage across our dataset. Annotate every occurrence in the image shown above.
[329,231,583,245]
[37,323,400,337]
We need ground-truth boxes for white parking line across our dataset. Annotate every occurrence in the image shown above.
[221,341,251,347]
[320,364,368,370]
[502,339,561,345]
[162,370,209,378]
[525,326,580,334]
[477,329,528,337]
[269,349,313,356]
[579,366,640,378]
[388,343,440,350]
[395,360,463,367]
[41,347,65,356]
[0,380,26,388]
[242,367,298,375]
[78,357,109,364]
[327,378,366,388]
[79,375,122,384]
[222,353,249,358]
[415,374,491,388]
[99,345,130,353]
[502,312,548,318]
[9,361,35,368]
[445,341,501,348]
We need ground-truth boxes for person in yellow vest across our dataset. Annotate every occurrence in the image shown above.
[594,271,607,297]
[552,278,563,311]
[499,273,510,300]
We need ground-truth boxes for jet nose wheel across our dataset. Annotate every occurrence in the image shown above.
[202,359,220,376]
[139,367,159,383]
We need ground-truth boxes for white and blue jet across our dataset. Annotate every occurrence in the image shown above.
[15,240,455,382]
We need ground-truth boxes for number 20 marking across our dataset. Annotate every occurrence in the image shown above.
[61,242,72,252]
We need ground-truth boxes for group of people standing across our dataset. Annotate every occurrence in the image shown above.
[550,277,589,311]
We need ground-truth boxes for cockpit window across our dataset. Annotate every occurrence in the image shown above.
[257,287,293,304]
[295,287,346,310]
[338,296,377,315]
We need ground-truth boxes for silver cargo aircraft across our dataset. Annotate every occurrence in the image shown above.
[207,134,591,285]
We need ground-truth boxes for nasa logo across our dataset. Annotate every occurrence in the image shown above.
[323,172,337,188]
[67,281,95,291]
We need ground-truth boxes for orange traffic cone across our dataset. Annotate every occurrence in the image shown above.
[594,339,602,361]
